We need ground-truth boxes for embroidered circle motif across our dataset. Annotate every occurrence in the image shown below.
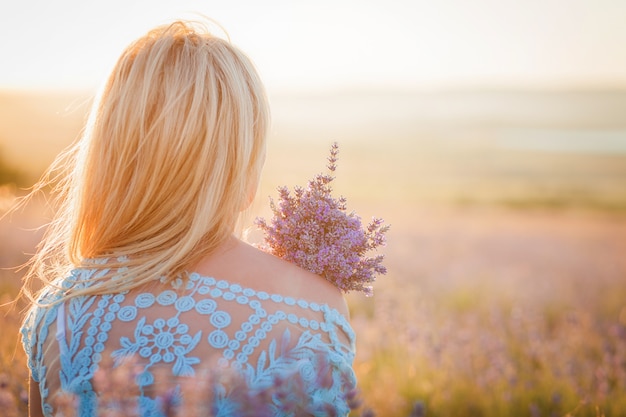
[141,325,154,335]
[195,299,216,315]
[157,291,177,306]
[175,324,189,334]
[117,306,137,322]
[155,332,174,349]
[299,361,317,382]
[208,330,228,348]
[175,296,195,312]
[137,371,154,387]
[135,293,155,308]
[210,311,231,328]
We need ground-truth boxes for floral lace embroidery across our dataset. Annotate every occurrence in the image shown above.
[21,266,357,416]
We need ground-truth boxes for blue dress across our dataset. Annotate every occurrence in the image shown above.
[20,261,357,416]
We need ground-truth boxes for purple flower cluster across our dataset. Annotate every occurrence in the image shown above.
[48,352,363,417]
[256,143,388,296]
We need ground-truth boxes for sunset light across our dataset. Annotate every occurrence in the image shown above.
[1,0,626,92]
[1,2,626,416]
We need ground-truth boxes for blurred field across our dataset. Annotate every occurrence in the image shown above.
[1,89,626,416]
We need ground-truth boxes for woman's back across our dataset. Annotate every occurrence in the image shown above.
[22,240,356,416]
[18,20,359,417]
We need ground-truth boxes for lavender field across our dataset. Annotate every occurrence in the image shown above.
[1,90,626,416]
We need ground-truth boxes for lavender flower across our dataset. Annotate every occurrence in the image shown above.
[0,374,20,417]
[256,143,389,296]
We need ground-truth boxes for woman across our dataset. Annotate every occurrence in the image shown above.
[20,20,356,416]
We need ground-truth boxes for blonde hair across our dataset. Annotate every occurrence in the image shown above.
[22,20,269,302]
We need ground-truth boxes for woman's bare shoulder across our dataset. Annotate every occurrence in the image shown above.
[193,238,349,318]
[240,242,349,318]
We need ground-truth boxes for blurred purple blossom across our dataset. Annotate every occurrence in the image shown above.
[256,143,389,296]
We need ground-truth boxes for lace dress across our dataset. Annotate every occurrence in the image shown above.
[21,262,357,416]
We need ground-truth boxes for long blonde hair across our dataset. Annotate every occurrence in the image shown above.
[22,20,269,302]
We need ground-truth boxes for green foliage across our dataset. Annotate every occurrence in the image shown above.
[2,204,625,417]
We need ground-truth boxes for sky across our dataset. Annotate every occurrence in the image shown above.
[1,0,626,93]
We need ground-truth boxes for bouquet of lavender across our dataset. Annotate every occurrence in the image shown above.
[255,143,388,296]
